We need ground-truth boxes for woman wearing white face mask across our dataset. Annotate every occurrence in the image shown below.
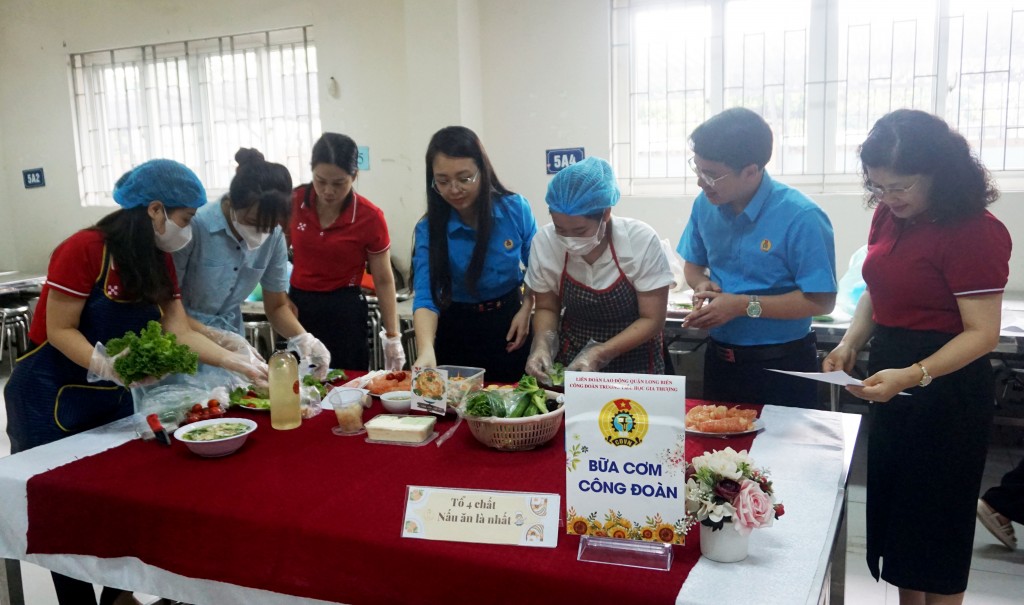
[173,148,330,378]
[524,157,673,379]
[3,158,267,604]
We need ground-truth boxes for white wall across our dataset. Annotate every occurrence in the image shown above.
[0,0,1020,292]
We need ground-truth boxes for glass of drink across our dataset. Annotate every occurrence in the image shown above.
[331,388,366,436]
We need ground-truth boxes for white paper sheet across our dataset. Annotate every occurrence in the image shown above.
[767,369,909,396]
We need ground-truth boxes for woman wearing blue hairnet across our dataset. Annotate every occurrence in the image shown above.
[411,126,537,382]
[524,157,672,378]
[3,159,266,605]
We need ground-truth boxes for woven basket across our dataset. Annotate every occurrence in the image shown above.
[465,406,565,451]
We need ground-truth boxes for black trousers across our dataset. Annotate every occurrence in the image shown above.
[436,289,531,384]
[51,571,124,604]
[702,332,821,408]
[983,457,1024,524]
[290,286,369,371]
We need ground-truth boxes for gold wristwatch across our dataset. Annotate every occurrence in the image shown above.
[914,362,932,387]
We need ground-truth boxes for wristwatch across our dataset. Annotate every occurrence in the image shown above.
[746,295,762,319]
[914,362,932,387]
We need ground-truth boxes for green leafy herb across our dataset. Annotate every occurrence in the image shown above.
[105,321,198,385]
[302,374,328,399]
[325,368,348,382]
[549,362,565,386]
[464,390,505,417]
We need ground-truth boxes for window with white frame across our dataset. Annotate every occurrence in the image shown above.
[611,0,1024,195]
[70,26,320,207]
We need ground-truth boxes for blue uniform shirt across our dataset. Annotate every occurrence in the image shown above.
[677,172,837,345]
[413,193,537,314]
[174,201,290,334]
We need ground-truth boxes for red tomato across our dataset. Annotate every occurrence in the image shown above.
[185,413,200,424]
[191,403,203,414]
[199,409,211,420]
[208,399,220,408]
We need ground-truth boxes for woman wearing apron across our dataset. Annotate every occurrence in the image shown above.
[174,148,330,378]
[823,110,1011,604]
[411,126,537,383]
[524,157,672,378]
[289,133,404,371]
[4,159,267,605]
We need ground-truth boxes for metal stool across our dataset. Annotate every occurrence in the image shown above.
[0,304,31,369]
[243,321,276,360]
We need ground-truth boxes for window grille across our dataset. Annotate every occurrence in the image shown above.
[612,0,1024,194]
[70,26,320,206]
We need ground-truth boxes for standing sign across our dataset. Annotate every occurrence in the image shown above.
[564,372,688,545]
[545,147,585,174]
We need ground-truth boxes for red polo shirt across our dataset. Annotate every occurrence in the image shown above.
[862,205,1011,334]
[289,186,391,292]
[30,229,181,344]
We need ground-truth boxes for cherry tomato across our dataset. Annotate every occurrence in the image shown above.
[185,413,200,424]
[191,403,203,414]
[199,409,211,420]
[208,399,220,408]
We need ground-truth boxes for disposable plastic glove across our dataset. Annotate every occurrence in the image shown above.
[86,342,160,387]
[380,329,406,371]
[525,330,557,384]
[287,333,330,380]
[221,351,269,387]
[200,324,265,361]
[566,339,612,373]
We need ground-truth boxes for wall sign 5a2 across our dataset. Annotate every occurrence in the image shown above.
[546,148,585,174]
[23,168,45,189]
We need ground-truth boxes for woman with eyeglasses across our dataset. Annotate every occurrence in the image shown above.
[173,148,330,378]
[523,157,672,380]
[289,133,404,372]
[823,109,1011,604]
[411,126,536,382]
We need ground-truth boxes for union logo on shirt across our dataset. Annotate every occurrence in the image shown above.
[760,239,772,252]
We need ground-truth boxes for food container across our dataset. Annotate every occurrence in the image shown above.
[331,389,366,435]
[465,406,565,452]
[436,365,485,411]
[380,390,413,414]
[173,418,257,458]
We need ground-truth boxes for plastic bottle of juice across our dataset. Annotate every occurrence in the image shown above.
[269,350,301,430]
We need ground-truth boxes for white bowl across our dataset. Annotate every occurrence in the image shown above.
[173,418,257,457]
[380,390,413,413]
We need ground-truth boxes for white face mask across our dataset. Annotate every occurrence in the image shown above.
[155,209,193,252]
[558,219,606,256]
[231,208,270,251]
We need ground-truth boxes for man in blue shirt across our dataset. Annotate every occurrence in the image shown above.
[677,108,837,408]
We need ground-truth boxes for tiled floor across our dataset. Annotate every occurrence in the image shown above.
[1,362,1022,603]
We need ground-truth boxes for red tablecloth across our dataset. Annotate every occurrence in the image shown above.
[25,398,759,605]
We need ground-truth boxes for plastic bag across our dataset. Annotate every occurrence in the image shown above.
[660,238,687,292]
[836,245,868,316]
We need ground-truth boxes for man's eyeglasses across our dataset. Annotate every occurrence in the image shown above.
[865,179,919,198]
[432,171,480,194]
[688,157,731,187]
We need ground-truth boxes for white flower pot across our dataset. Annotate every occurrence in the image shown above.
[699,522,749,562]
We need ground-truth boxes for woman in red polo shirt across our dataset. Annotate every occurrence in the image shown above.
[290,133,403,371]
[823,110,1011,603]
[3,159,265,605]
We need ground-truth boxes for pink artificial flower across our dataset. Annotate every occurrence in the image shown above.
[732,479,775,535]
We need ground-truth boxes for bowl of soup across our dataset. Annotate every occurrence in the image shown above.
[173,418,257,457]
[379,390,413,414]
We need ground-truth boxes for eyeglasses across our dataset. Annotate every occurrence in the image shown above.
[432,171,480,194]
[688,157,731,187]
[865,179,919,198]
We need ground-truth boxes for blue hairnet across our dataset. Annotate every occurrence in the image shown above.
[545,157,620,216]
[112,159,207,209]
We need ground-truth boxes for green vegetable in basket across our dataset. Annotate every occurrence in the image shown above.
[105,320,198,385]
[509,375,549,418]
[464,390,506,417]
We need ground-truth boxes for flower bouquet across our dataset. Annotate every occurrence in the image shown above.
[685,447,784,536]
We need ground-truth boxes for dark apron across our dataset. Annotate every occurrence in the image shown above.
[4,250,161,453]
[556,234,665,374]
